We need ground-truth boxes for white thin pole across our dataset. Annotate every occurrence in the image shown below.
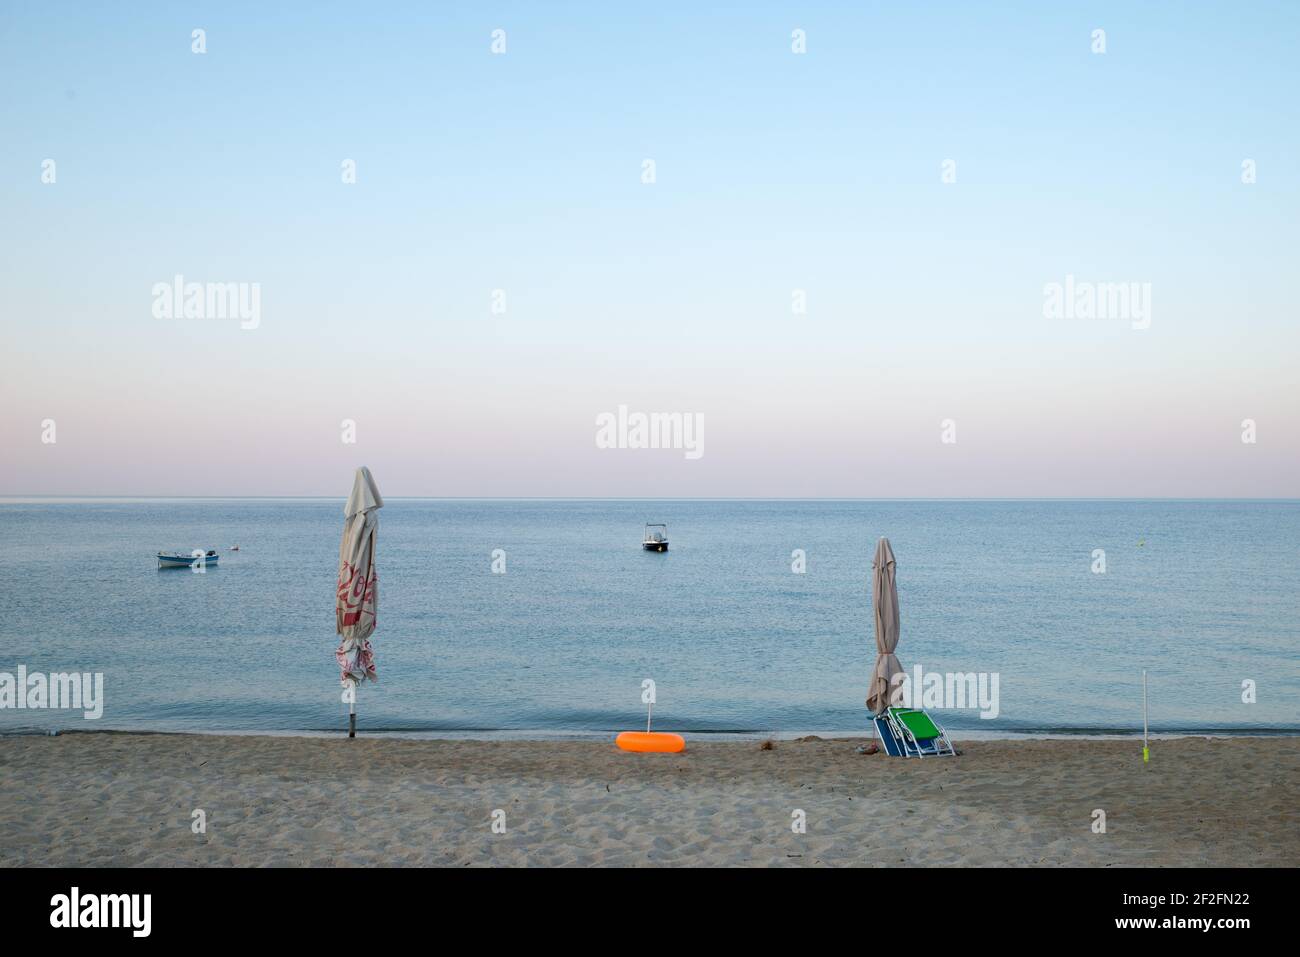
[646,699,653,734]
[1142,669,1148,764]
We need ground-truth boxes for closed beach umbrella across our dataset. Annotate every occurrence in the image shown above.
[866,537,903,715]
[335,466,383,737]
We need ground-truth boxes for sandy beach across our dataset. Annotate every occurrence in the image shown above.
[2,733,1295,867]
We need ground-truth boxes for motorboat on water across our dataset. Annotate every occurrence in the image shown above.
[642,524,669,552]
[157,549,219,569]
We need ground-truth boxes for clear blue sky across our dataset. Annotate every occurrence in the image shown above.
[2,2,1297,496]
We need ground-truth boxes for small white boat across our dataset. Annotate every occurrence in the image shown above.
[642,523,669,552]
[157,550,219,569]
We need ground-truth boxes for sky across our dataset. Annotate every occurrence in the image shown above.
[2,2,1297,497]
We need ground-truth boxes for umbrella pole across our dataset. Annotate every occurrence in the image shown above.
[1142,669,1148,764]
[349,681,357,739]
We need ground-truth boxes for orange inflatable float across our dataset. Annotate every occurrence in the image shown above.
[616,731,686,753]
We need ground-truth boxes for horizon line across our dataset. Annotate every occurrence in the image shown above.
[3,495,1299,504]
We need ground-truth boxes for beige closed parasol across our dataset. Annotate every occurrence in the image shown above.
[866,537,904,715]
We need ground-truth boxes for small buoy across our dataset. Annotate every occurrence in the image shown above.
[616,731,685,753]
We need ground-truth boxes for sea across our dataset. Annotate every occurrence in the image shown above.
[1,499,1296,738]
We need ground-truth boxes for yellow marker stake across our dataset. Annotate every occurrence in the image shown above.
[1142,669,1149,764]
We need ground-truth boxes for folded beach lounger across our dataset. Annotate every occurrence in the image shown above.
[874,707,956,758]
[872,715,906,756]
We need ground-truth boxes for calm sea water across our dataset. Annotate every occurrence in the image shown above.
[1,499,1296,737]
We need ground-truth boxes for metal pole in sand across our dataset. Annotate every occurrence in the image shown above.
[349,681,357,739]
[1142,669,1148,764]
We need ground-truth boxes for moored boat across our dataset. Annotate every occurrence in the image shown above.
[157,549,219,569]
[642,524,669,552]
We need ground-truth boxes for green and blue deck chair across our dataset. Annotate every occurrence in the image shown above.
[873,707,956,758]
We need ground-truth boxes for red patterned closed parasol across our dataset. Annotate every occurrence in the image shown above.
[335,466,383,736]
